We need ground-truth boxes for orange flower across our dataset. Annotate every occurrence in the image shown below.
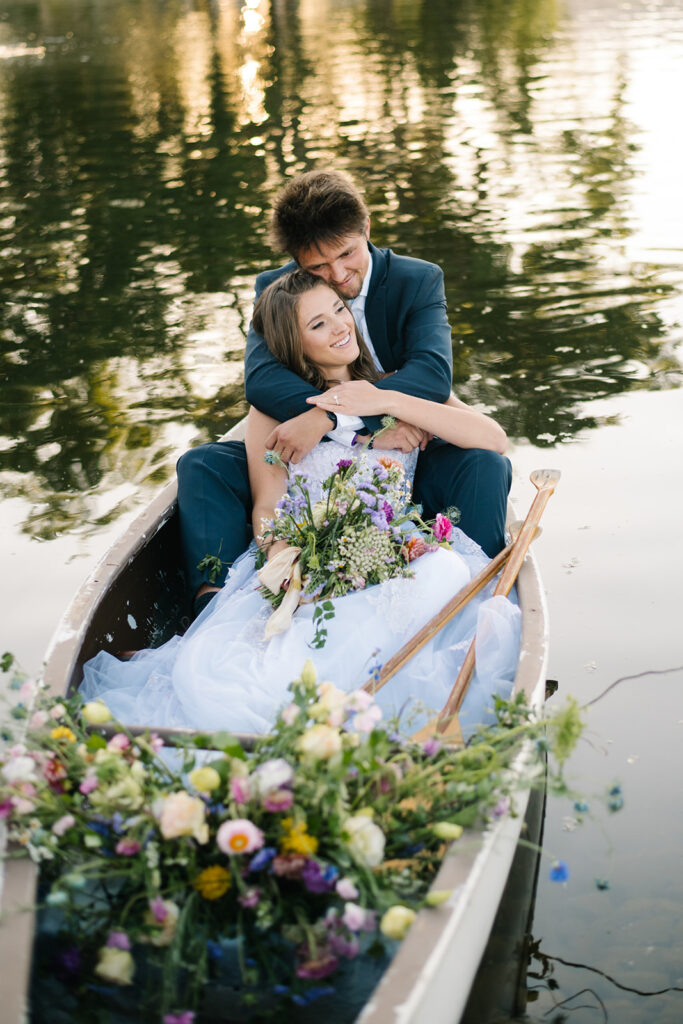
[193,865,231,900]
[377,455,401,470]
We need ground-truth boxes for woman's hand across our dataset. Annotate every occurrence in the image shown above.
[306,380,393,418]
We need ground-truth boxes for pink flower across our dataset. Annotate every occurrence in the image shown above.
[402,536,428,562]
[230,776,251,805]
[238,887,261,908]
[341,902,368,932]
[296,950,339,980]
[0,799,14,819]
[422,737,442,757]
[18,680,37,701]
[29,710,49,730]
[335,877,359,900]
[12,797,36,814]
[107,733,131,753]
[79,774,98,795]
[149,896,169,923]
[280,703,299,726]
[434,513,453,542]
[163,1013,195,1024]
[262,789,294,813]
[351,705,382,734]
[106,931,131,950]
[216,818,264,856]
[52,814,76,836]
[148,733,164,754]
[49,704,66,720]
[115,838,141,856]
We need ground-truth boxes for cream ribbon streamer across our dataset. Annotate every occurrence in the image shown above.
[256,545,303,640]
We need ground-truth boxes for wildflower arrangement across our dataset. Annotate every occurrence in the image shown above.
[1,656,587,1022]
[256,453,456,646]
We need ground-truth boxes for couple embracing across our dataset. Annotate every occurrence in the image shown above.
[81,170,518,735]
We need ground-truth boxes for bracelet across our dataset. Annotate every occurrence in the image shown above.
[324,410,338,428]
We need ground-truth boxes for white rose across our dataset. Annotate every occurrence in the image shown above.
[311,500,328,528]
[297,724,342,761]
[1,755,38,784]
[251,758,294,796]
[343,815,386,868]
[94,946,135,985]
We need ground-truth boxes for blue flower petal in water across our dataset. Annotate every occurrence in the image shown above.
[573,800,589,814]
[549,860,570,883]
[608,795,624,812]
[273,984,289,996]
[608,784,622,797]
[595,878,611,891]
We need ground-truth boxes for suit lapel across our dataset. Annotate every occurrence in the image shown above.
[365,245,395,371]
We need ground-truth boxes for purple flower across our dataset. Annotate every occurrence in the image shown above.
[328,930,361,958]
[370,509,388,531]
[357,490,376,507]
[248,845,277,873]
[163,1014,196,1024]
[382,500,395,523]
[56,945,81,978]
[549,860,570,883]
[106,931,131,950]
[238,887,261,908]
[301,859,339,894]
[336,459,353,470]
[422,737,442,757]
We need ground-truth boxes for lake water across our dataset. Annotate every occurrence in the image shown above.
[1,0,683,1019]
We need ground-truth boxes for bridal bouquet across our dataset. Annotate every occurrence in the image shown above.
[256,453,455,646]
[0,656,588,1023]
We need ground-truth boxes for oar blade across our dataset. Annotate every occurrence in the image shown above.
[530,468,561,490]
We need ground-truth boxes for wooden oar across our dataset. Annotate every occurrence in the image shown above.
[360,540,513,697]
[425,468,560,741]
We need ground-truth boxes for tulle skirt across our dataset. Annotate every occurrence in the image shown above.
[80,528,521,739]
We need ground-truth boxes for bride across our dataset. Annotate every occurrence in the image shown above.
[80,271,520,737]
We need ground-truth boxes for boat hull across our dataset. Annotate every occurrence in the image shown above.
[1,420,550,1023]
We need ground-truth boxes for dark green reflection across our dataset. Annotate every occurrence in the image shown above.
[1,0,681,539]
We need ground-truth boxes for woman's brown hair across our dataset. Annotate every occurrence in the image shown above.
[252,270,378,392]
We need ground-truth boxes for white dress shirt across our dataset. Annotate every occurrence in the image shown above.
[325,253,384,445]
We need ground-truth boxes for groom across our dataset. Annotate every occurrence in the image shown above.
[178,170,511,616]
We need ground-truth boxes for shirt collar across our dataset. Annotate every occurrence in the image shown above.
[351,249,373,308]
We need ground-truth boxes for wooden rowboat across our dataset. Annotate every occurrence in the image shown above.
[0,418,550,1023]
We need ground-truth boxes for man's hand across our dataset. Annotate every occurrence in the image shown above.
[264,407,330,464]
[372,419,431,452]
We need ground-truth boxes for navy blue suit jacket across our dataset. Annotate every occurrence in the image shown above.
[243,242,453,433]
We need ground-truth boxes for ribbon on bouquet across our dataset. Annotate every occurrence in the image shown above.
[256,545,303,640]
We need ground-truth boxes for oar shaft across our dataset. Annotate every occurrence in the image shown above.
[361,541,512,695]
[436,474,558,733]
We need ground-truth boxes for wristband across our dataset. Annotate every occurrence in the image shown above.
[324,410,338,428]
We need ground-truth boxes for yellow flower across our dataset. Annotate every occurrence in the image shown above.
[280,817,318,856]
[188,766,221,793]
[380,905,416,940]
[81,700,113,725]
[193,865,231,900]
[296,724,342,761]
[50,726,77,743]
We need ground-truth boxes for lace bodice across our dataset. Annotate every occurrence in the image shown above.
[290,440,419,504]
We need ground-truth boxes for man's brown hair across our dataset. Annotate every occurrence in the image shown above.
[269,170,369,260]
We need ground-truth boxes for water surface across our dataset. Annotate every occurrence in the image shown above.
[1,0,683,1019]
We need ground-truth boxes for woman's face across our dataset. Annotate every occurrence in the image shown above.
[297,284,359,380]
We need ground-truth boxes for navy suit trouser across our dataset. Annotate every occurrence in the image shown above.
[176,439,511,596]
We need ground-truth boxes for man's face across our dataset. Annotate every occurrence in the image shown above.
[296,219,370,300]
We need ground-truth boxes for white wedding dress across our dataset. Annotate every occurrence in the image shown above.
[80,442,521,738]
